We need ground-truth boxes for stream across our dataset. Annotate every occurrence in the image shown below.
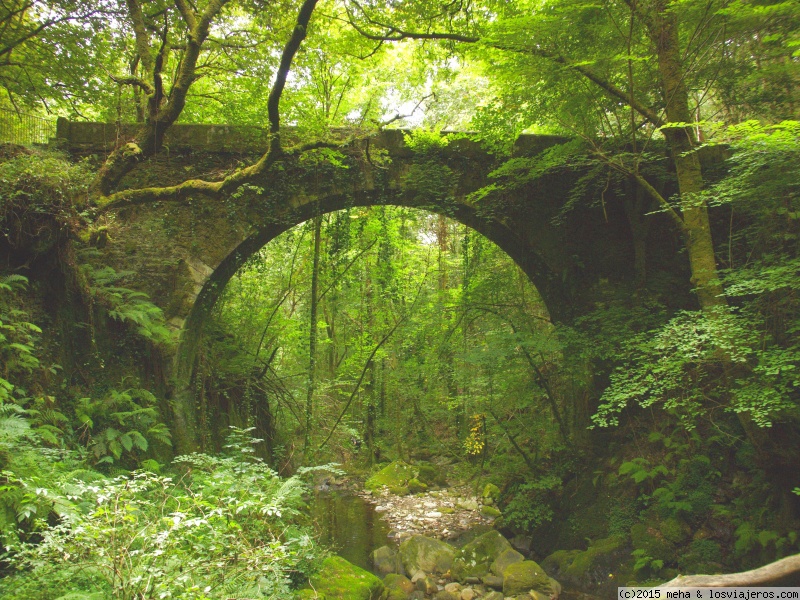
[311,490,391,573]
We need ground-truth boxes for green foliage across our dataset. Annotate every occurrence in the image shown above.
[4,427,323,600]
[75,387,171,469]
[79,259,173,344]
[503,475,561,532]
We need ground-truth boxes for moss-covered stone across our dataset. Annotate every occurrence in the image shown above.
[408,478,427,494]
[399,535,455,577]
[366,461,417,493]
[490,547,525,576]
[307,556,387,600]
[384,573,414,599]
[502,560,556,596]
[480,505,502,518]
[416,462,447,487]
[373,545,404,576]
[544,535,632,596]
[451,530,513,580]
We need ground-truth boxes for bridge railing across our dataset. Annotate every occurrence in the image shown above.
[0,108,56,146]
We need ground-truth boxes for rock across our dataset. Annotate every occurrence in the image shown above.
[510,535,532,554]
[451,530,514,580]
[502,560,558,598]
[373,545,404,576]
[400,535,456,577]
[480,505,502,518]
[485,592,504,600]
[411,570,427,583]
[491,548,525,576]
[366,461,417,493]
[541,535,629,596]
[307,555,386,600]
[426,511,443,518]
[482,574,504,589]
[457,499,480,511]
[482,483,501,502]
[408,478,428,494]
[384,573,415,600]
[464,576,481,585]
[409,592,426,600]
[416,574,438,595]
[435,592,461,600]
[461,587,478,600]
[445,583,463,593]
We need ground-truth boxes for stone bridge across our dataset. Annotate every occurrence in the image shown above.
[59,120,683,451]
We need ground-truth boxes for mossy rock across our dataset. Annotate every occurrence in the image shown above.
[502,560,556,596]
[541,548,580,576]
[416,462,447,487]
[482,483,501,502]
[366,461,417,493]
[490,548,525,576]
[384,573,415,599]
[480,505,502,518]
[451,530,513,580]
[307,555,387,600]
[373,545,404,576]
[408,478,428,494]
[547,535,632,595]
[399,535,455,577]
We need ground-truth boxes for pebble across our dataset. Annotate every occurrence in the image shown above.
[360,485,491,541]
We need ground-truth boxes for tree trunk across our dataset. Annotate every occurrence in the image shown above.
[303,214,322,460]
[647,3,725,310]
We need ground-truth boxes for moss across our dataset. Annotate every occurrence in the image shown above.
[365,461,417,492]
[482,483,501,501]
[502,560,554,596]
[481,505,502,518]
[307,556,386,600]
[408,478,428,494]
[630,523,675,561]
[451,530,512,580]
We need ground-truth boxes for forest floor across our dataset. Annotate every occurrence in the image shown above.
[360,485,495,543]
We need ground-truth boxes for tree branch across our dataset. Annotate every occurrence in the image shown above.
[660,554,800,588]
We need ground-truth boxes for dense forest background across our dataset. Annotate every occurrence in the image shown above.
[0,0,798,598]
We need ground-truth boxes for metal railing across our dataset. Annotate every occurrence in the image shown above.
[0,108,56,146]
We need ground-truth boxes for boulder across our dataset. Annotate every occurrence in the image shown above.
[491,548,525,576]
[502,560,559,597]
[451,530,513,580]
[480,505,502,518]
[408,478,428,494]
[434,592,460,600]
[484,593,504,600]
[415,574,438,595]
[482,574,504,589]
[307,556,386,600]
[399,535,456,577]
[457,499,480,511]
[384,573,415,600]
[542,535,630,596]
[366,461,417,494]
[373,545,404,576]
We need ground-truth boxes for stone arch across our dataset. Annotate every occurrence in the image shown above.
[169,189,567,453]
